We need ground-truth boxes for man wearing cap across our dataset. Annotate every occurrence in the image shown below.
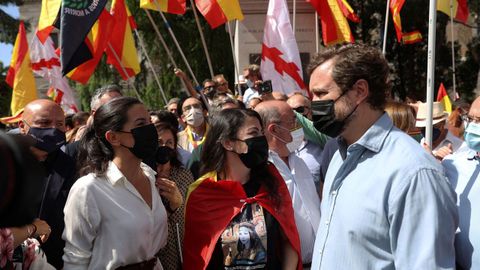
[442,96,480,269]
[19,99,76,269]
[416,101,464,160]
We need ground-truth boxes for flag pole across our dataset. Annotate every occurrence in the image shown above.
[382,0,391,54]
[151,0,200,86]
[134,29,169,104]
[227,20,241,96]
[425,0,438,147]
[190,0,215,78]
[315,12,319,53]
[449,0,457,100]
[144,9,190,96]
[107,43,143,102]
[293,0,296,35]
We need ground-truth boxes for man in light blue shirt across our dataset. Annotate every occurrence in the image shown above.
[308,44,458,270]
[443,96,480,269]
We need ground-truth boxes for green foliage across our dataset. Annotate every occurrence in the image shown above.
[344,0,479,102]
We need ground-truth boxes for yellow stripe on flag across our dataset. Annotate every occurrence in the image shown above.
[38,0,61,31]
[122,20,141,75]
[140,0,168,12]
[217,0,244,21]
[11,54,38,115]
[437,0,458,18]
[327,0,352,45]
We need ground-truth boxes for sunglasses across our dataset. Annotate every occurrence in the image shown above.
[293,106,309,114]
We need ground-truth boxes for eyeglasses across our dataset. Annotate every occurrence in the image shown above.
[292,106,310,114]
[462,114,480,124]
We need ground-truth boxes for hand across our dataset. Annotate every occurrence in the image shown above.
[433,143,453,161]
[174,68,186,79]
[33,219,51,243]
[156,177,183,211]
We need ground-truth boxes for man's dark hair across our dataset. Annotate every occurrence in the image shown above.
[202,79,217,87]
[308,43,391,110]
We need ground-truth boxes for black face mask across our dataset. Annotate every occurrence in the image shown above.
[120,124,158,160]
[311,96,357,138]
[421,126,442,142]
[156,145,176,165]
[27,127,66,153]
[235,136,269,169]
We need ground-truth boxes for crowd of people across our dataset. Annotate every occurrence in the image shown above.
[0,43,479,270]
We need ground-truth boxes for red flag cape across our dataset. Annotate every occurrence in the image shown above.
[183,164,302,270]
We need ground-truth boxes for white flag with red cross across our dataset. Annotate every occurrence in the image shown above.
[260,0,307,96]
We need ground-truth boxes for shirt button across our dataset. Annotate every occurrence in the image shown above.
[325,220,330,226]
[331,191,337,196]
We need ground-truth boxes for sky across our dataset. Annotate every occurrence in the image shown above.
[0,4,20,67]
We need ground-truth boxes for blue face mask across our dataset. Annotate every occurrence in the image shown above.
[464,122,480,152]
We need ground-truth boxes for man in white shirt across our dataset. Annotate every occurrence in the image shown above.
[255,100,321,268]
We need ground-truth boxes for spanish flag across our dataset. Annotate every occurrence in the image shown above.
[140,0,186,15]
[402,31,422,44]
[67,10,114,84]
[390,0,422,44]
[195,0,244,29]
[105,0,140,80]
[183,164,302,270]
[437,0,469,24]
[307,0,359,46]
[437,83,453,114]
[37,0,61,43]
[5,22,38,116]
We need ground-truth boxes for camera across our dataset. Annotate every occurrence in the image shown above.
[257,80,273,95]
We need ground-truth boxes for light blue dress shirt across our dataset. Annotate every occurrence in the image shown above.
[311,113,458,270]
[443,148,480,270]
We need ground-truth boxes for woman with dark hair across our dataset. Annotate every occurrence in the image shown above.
[154,122,194,270]
[63,97,168,269]
[183,108,301,270]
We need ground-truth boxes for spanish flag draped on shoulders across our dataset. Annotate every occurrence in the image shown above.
[183,163,302,270]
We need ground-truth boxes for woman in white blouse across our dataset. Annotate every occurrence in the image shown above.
[63,97,168,269]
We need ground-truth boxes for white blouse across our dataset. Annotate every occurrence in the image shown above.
[63,161,168,270]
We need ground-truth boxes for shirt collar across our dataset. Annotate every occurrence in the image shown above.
[338,113,393,159]
[105,161,157,186]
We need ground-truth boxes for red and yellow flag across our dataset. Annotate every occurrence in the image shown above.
[390,0,422,44]
[105,0,141,80]
[307,0,359,46]
[67,10,114,84]
[37,0,61,43]
[437,0,469,23]
[5,22,38,116]
[195,0,244,29]
[140,0,186,15]
[437,83,453,114]
[0,109,24,124]
[183,164,302,270]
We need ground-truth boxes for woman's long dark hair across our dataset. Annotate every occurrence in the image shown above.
[77,97,142,177]
[200,108,278,198]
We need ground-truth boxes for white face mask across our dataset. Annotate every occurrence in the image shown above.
[186,108,204,127]
[286,127,304,153]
